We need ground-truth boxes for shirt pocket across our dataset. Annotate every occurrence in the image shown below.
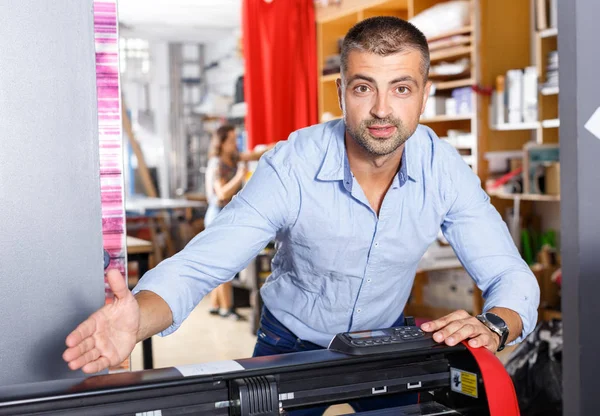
[290,214,371,278]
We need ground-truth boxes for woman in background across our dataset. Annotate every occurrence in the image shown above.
[205,124,273,320]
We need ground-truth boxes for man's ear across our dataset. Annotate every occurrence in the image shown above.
[420,80,433,116]
[336,77,344,112]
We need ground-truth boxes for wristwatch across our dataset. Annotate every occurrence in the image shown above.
[476,312,509,351]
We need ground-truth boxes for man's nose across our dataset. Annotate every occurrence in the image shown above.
[370,92,392,119]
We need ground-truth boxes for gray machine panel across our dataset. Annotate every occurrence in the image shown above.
[0,0,105,386]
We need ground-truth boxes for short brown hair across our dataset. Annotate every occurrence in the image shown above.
[340,16,430,81]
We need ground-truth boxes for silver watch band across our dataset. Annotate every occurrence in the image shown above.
[476,313,508,351]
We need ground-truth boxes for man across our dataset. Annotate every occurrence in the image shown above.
[63,16,539,413]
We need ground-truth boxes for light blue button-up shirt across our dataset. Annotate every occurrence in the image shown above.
[133,119,540,347]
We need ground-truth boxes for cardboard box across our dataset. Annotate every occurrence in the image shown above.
[423,96,446,118]
[545,162,560,195]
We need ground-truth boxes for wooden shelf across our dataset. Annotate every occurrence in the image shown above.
[452,144,475,150]
[488,191,561,201]
[491,122,540,131]
[316,0,409,23]
[541,308,562,321]
[434,77,474,90]
[462,155,475,165]
[430,45,473,62]
[542,118,560,128]
[429,36,473,53]
[541,86,559,95]
[321,73,340,83]
[429,70,470,80]
[126,236,153,255]
[420,114,473,123]
[539,27,558,38]
[427,26,474,43]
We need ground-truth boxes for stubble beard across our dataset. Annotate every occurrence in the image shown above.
[345,115,414,156]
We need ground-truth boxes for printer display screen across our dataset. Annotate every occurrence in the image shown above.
[348,330,386,339]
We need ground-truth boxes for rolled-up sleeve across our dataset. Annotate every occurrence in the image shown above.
[132,143,300,336]
[439,144,540,344]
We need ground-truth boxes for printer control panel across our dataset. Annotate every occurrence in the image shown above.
[328,317,438,355]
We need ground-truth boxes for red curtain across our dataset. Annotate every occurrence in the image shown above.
[242,0,318,149]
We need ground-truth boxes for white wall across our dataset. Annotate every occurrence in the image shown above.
[149,41,171,198]
[204,31,244,98]
[121,40,171,198]
[120,32,244,198]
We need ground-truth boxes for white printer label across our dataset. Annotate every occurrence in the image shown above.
[176,360,244,377]
[450,367,478,398]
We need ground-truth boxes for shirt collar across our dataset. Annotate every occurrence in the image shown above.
[404,135,420,183]
[316,119,346,182]
[316,119,420,184]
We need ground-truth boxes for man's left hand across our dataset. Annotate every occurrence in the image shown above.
[420,309,499,352]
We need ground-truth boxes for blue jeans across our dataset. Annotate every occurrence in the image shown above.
[252,308,419,415]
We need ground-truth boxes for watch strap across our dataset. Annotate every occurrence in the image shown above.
[477,313,509,352]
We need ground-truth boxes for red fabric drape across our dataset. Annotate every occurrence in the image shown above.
[242,0,318,149]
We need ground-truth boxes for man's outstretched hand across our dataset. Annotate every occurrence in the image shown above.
[63,270,140,373]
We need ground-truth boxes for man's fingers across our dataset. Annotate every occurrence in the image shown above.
[67,348,102,371]
[431,319,469,343]
[82,356,112,374]
[106,269,129,300]
[467,333,496,351]
[65,318,97,348]
[63,336,95,363]
[443,322,479,346]
[421,309,470,332]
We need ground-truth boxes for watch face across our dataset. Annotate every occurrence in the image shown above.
[486,313,506,328]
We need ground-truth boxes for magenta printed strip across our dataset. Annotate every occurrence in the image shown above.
[94,0,126,298]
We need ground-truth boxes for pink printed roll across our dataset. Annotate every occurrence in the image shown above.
[94,0,126,296]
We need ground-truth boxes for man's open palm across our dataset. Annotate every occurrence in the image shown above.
[63,270,140,374]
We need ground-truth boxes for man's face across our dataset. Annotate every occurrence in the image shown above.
[337,49,431,156]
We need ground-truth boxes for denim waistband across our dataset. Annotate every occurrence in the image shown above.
[261,307,406,346]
